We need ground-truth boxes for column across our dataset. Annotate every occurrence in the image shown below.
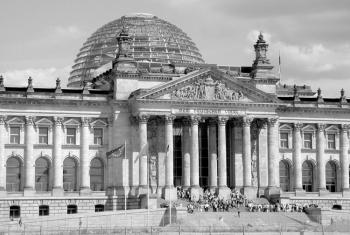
[242,116,252,188]
[138,114,149,190]
[24,116,35,193]
[52,117,63,195]
[233,119,243,188]
[217,116,230,198]
[164,115,175,200]
[182,119,191,189]
[80,117,90,193]
[190,115,201,200]
[293,123,303,192]
[208,119,217,190]
[0,116,6,192]
[267,117,279,188]
[257,120,268,191]
[340,124,350,194]
[317,123,327,192]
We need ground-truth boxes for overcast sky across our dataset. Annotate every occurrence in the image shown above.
[0,0,349,97]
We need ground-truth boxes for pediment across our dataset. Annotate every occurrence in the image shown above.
[35,117,53,126]
[63,118,80,126]
[325,125,339,132]
[280,124,293,131]
[135,68,278,103]
[302,124,316,131]
[7,117,25,125]
[90,119,108,127]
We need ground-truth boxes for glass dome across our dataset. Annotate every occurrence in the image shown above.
[68,13,205,87]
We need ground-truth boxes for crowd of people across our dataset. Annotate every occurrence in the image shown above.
[175,187,318,214]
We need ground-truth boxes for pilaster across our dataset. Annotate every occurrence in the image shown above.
[80,117,91,195]
[0,116,6,194]
[138,114,149,195]
[24,116,35,196]
[293,122,304,194]
[52,117,64,196]
[340,124,350,196]
[317,123,327,193]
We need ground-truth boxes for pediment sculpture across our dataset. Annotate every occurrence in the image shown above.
[172,76,244,101]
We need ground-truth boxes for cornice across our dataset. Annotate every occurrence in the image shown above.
[277,106,350,114]
[0,97,110,107]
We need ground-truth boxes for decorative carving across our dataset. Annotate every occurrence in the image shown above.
[267,117,279,127]
[317,123,326,132]
[172,76,244,101]
[53,117,63,126]
[138,114,150,124]
[25,116,34,126]
[0,116,6,125]
[81,117,90,127]
[164,114,176,124]
[217,116,228,126]
[190,115,201,125]
[341,124,350,133]
[242,116,253,127]
[294,122,303,131]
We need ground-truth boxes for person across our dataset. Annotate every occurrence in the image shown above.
[18,218,22,227]
[237,211,240,218]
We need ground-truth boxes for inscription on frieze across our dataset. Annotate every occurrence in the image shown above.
[172,108,246,116]
[172,76,244,101]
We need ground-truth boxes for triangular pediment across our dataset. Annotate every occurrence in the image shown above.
[90,119,107,127]
[135,68,278,103]
[35,117,53,126]
[7,117,25,125]
[63,118,80,126]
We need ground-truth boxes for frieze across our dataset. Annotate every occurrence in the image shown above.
[172,75,244,101]
[172,108,246,116]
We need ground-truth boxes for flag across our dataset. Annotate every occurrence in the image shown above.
[278,51,281,79]
[134,142,148,163]
[106,144,125,159]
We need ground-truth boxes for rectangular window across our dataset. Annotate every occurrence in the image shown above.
[280,133,289,148]
[38,127,48,144]
[93,128,103,145]
[303,133,313,149]
[10,127,20,144]
[66,128,76,145]
[327,133,336,149]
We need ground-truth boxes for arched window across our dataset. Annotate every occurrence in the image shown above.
[302,161,314,192]
[90,158,104,191]
[63,157,77,191]
[279,160,290,192]
[35,157,50,191]
[6,157,22,192]
[326,161,337,192]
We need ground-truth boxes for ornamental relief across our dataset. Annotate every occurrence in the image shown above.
[172,76,244,101]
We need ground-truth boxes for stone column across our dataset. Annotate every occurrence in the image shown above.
[217,116,230,198]
[242,116,252,188]
[52,117,63,196]
[182,119,191,189]
[340,124,350,195]
[293,123,303,193]
[264,117,280,199]
[138,114,149,193]
[80,117,90,194]
[257,120,268,193]
[190,115,201,200]
[24,116,35,195]
[164,115,176,200]
[233,119,243,188]
[317,123,327,193]
[0,116,6,193]
[208,118,217,191]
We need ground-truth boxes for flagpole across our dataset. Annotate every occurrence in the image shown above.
[278,50,281,80]
[147,148,149,227]
[124,139,127,215]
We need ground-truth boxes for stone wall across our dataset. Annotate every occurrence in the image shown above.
[280,197,350,210]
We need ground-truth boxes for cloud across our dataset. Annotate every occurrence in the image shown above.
[2,66,70,88]
[53,25,84,39]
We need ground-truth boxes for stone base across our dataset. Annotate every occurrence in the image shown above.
[319,188,329,196]
[137,185,152,196]
[217,186,231,200]
[342,189,350,197]
[243,186,257,199]
[190,186,203,201]
[23,188,35,196]
[140,193,158,209]
[52,187,64,196]
[79,187,91,195]
[294,188,305,196]
[129,186,139,196]
[163,186,177,201]
[264,186,280,201]
[0,189,6,198]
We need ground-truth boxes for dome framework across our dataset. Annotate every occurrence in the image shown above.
[68,13,205,87]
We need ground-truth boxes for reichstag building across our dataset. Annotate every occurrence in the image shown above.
[0,13,349,219]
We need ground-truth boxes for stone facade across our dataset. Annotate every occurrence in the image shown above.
[0,23,349,220]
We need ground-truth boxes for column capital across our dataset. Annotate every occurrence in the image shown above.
[317,123,326,132]
[137,114,150,124]
[293,122,303,131]
[81,117,90,127]
[341,124,350,133]
[267,117,279,127]
[165,114,176,124]
[25,116,34,126]
[53,117,63,126]
[242,116,253,127]
[190,115,201,125]
[217,116,229,126]
[0,115,6,125]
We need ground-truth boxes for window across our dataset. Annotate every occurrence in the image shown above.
[90,158,104,191]
[93,128,103,145]
[38,127,48,144]
[66,128,76,145]
[303,133,313,149]
[10,127,20,144]
[326,161,337,192]
[280,133,289,148]
[63,157,77,191]
[9,206,20,218]
[279,160,290,192]
[302,161,314,192]
[35,157,49,191]
[6,157,21,192]
[67,205,77,214]
[39,205,49,216]
[95,204,104,212]
[327,134,336,149]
